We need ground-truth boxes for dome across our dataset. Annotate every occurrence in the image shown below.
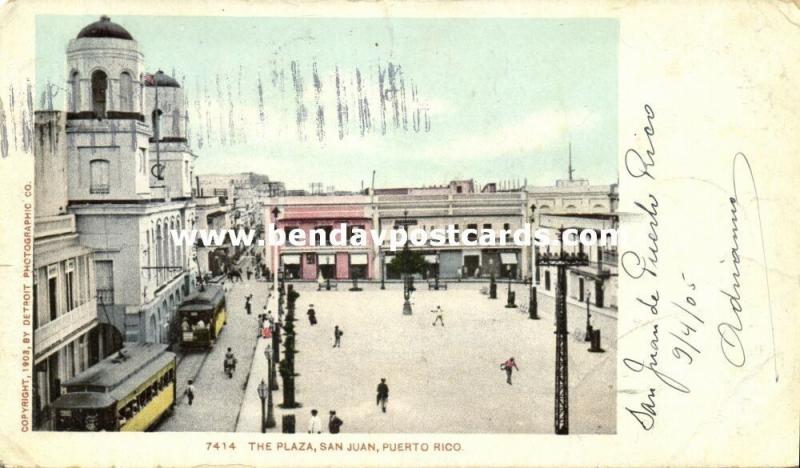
[77,16,134,41]
[144,72,181,88]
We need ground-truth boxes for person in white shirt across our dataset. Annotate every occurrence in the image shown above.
[308,409,322,434]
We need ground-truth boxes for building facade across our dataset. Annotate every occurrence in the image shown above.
[530,180,619,309]
[57,16,198,344]
[268,195,375,281]
[33,111,108,429]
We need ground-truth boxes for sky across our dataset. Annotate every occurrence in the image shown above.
[36,15,618,192]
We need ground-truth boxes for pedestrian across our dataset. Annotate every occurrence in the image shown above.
[333,325,343,348]
[328,410,343,434]
[224,347,237,378]
[376,378,389,413]
[307,304,317,326]
[308,409,322,434]
[247,268,252,281]
[431,305,444,326]
[185,380,195,406]
[501,357,519,385]
[245,294,253,315]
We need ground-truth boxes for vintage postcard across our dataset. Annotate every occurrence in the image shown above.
[0,0,798,466]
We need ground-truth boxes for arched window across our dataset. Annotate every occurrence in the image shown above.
[119,72,133,112]
[69,70,80,112]
[175,220,183,267]
[155,222,163,283]
[89,159,110,194]
[172,109,181,136]
[91,70,108,117]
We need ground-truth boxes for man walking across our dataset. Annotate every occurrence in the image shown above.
[185,380,195,406]
[333,325,343,348]
[307,304,317,326]
[328,410,343,434]
[308,409,322,434]
[431,305,444,326]
[501,357,519,385]
[245,294,253,315]
[376,378,389,413]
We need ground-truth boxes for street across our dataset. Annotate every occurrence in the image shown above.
[155,277,270,431]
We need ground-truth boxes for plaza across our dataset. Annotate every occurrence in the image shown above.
[234,281,616,434]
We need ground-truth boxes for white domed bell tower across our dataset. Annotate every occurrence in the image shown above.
[65,16,153,201]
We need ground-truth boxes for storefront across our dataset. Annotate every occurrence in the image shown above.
[349,253,369,279]
[282,254,301,279]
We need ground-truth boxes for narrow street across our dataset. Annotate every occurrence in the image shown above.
[156,277,271,431]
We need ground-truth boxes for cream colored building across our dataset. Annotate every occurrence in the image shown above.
[33,111,104,429]
[52,16,199,344]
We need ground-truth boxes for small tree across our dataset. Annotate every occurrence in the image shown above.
[387,249,429,278]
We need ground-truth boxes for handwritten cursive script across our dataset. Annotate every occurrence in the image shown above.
[718,153,776,379]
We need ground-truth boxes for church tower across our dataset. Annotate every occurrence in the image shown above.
[144,72,196,199]
[65,16,153,201]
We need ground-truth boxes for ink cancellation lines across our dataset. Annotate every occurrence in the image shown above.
[11,60,431,159]
[180,59,431,150]
[2,79,36,158]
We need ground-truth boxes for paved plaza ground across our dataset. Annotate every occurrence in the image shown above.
[239,281,616,434]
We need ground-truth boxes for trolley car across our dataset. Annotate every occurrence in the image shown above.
[51,342,176,431]
[178,284,226,348]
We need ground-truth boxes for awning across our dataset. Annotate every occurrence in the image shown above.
[500,253,518,265]
[282,254,301,265]
[424,255,439,264]
[350,253,368,265]
[318,254,335,265]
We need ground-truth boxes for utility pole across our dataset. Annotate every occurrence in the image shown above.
[536,229,588,435]
[568,142,574,182]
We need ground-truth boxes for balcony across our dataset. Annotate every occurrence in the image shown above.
[97,288,114,305]
[34,299,98,356]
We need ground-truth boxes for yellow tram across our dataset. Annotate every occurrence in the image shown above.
[178,284,226,348]
[51,342,176,431]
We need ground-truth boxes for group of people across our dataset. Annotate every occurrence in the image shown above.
[119,372,175,425]
[307,409,344,434]
[305,378,390,433]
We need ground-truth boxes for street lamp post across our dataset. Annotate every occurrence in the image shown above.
[434,251,440,290]
[271,207,280,293]
[401,210,413,315]
[263,346,276,428]
[536,233,590,435]
[505,264,516,308]
[529,284,540,319]
[257,379,268,433]
[380,251,385,290]
[270,320,280,390]
[584,290,593,342]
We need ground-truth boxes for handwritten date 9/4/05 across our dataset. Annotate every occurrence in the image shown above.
[624,274,705,431]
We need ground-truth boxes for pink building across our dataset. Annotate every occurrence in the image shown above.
[273,198,374,281]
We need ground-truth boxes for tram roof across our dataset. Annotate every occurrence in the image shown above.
[179,285,224,309]
[62,342,174,391]
[53,391,116,409]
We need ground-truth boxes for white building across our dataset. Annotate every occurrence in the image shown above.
[58,16,199,343]
[530,180,619,309]
[33,111,107,429]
